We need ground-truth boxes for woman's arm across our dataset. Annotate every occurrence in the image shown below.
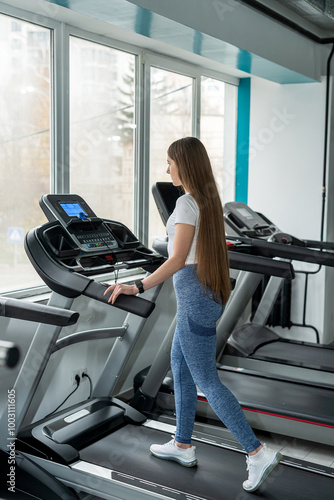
[104,222,195,304]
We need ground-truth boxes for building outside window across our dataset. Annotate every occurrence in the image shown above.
[0,14,51,292]
[70,37,136,231]
[0,13,237,295]
[149,67,193,245]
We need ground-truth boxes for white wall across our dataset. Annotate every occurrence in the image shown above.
[248,76,333,343]
[248,77,326,240]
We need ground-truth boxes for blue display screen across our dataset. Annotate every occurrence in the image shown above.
[60,202,87,218]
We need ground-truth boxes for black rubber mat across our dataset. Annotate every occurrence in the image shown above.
[80,424,334,500]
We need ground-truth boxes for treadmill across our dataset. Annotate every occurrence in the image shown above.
[0,296,80,499]
[222,201,334,374]
[152,185,334,374]
[3,193,333,500]
[145,183,334,447]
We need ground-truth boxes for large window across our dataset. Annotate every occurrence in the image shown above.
[70,37,136,230]
[148,69,237,246]
[0,14,51,292]
[201,76,237,204]
[149,67,193,245]
[0,8,237,295]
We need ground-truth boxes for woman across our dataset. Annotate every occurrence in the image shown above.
[104,137,282,492]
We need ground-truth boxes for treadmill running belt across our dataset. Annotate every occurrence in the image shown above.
[255,342,334,372]
[79,425,333,500]
[217,370,334,424]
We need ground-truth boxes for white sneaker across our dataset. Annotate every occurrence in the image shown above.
[243,444,282,492]
[150,437,197,467]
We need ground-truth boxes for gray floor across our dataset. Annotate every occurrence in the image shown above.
[255,429,334,468]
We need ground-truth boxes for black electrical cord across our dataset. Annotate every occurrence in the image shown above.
[42,372,93,419]
[44,376,81,418]
[82,372,93,398]
[290,267,321,343]
[320,42,334,242]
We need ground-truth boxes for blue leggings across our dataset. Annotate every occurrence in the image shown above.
[171,265,261,454]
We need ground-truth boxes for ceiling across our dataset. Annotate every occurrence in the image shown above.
[241,0,334,41]
[4,0,331,82]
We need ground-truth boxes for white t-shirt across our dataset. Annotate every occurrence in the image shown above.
[166,193,199,265]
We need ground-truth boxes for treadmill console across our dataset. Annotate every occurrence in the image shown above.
[41,194,97,224]
[25,194,164,315]
[26,193,164,282]
[224,202,279,239]
[40,194,125,253]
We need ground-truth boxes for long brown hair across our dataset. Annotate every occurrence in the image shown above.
[168,137,231,305]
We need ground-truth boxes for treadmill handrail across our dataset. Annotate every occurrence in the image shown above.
[0,295,79,370]
[53,326,127,353]
[0,297,79,327]
[251,238,334,266]
[228,251,294,279]
[0,340,20,368]
[84,281,155,318]
[153,235,294,279]
[303,239,334,251]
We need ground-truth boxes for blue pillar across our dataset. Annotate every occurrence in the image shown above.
[235,78,251,203]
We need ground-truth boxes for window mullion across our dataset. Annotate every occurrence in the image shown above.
[193,76,201,138]
[53,23,70,193]
[135,52,151,246]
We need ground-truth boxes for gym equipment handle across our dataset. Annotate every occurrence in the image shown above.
[228,252,294,279]
[84,281,155,318]
[0,298,79,327]
[0,340,20,368]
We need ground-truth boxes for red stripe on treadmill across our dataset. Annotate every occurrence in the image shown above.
[197,397,334,428]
